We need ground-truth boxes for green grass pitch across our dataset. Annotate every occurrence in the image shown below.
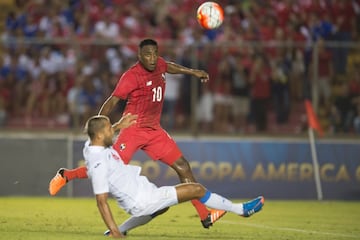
[0,197,359,240]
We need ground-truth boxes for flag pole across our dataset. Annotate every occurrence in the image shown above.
[308,127,323,200]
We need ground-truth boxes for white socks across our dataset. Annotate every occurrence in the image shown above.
[118,215,153,233]
[201,191,244,215]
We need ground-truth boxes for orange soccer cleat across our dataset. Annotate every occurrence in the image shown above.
[49,168,67,196]
[201,209,227,228]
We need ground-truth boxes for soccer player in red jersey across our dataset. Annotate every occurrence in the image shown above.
[49,38,226,229]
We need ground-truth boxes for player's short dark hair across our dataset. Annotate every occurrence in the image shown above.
[84,115,109,140]
[139,38,158,49]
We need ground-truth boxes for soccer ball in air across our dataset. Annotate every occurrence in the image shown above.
[196,1,224,30]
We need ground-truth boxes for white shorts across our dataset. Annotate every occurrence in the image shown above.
[127,186,178,217]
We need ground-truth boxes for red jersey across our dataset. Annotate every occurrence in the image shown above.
[251,68,271,99]
[112,57,168,129]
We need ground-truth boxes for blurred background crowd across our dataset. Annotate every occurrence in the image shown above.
[0,0,359,136]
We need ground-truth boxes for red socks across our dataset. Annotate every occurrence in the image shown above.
[63,166,88,181]
[191,199,210,220]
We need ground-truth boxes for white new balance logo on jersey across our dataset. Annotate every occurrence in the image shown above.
[146,81,152,86]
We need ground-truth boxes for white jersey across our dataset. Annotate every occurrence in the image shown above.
[83,140,178,216]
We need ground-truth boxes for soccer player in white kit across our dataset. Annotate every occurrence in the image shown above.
[84,115,264,238]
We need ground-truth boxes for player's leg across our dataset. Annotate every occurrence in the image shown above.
[169,156,227,228]
[63,167,88,180]
[104,208,169,236]
[143,128,225,228]
[48,167,88,195]
[175,183,265,217]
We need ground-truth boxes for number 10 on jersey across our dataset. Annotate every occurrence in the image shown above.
[152,86,162,102]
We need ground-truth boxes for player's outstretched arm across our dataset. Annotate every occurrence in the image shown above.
[96,193,125,238]
[166,61,209,82]
[112,113,137,131]
[99,96,120,116]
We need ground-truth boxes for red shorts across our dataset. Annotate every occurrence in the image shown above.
[113,127,182,165]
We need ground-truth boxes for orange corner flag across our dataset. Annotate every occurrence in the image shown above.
[304,100,324,137]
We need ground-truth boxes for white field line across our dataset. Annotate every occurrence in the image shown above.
[221,220,358,239]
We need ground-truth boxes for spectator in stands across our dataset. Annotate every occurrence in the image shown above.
[6,53,27,82]
[3,72,17,115]
[348,64,360,134]
[39,47,65,75]
[307,12,334,41]
[355,0,360,39]
[353,104,360,134]
[105,47,123,76]
[94,8,119,40]
[329,81,356,133]
[249,53,272,132]
[230,53,250,133]
[0,55,9,79]
[349,64,360,97]
[271,50,291,125]
[5,11,18,32]
[311,38,334,106]
[331,0,357,74]
[258,14,278,57]
[49,18,71,44]
[78,74,104,123]
[177,46,203,129]
[289,47,306,101]
[39,8,64,39]
[67,74,84,129]
[25,72,51,123]
[162,71,182,131]
[213,58,234,133]
[22,14,39,38]
[87,0,108,25]
[53,72,71,123]
[25,52,41,80]
[67,67,105,128]
[6,56,28,116]
[196,83,214,133]
[271,0,296,29]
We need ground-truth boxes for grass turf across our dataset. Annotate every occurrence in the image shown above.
[0,197,359,240]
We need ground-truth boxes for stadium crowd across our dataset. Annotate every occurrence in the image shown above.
[0,0,360,135]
